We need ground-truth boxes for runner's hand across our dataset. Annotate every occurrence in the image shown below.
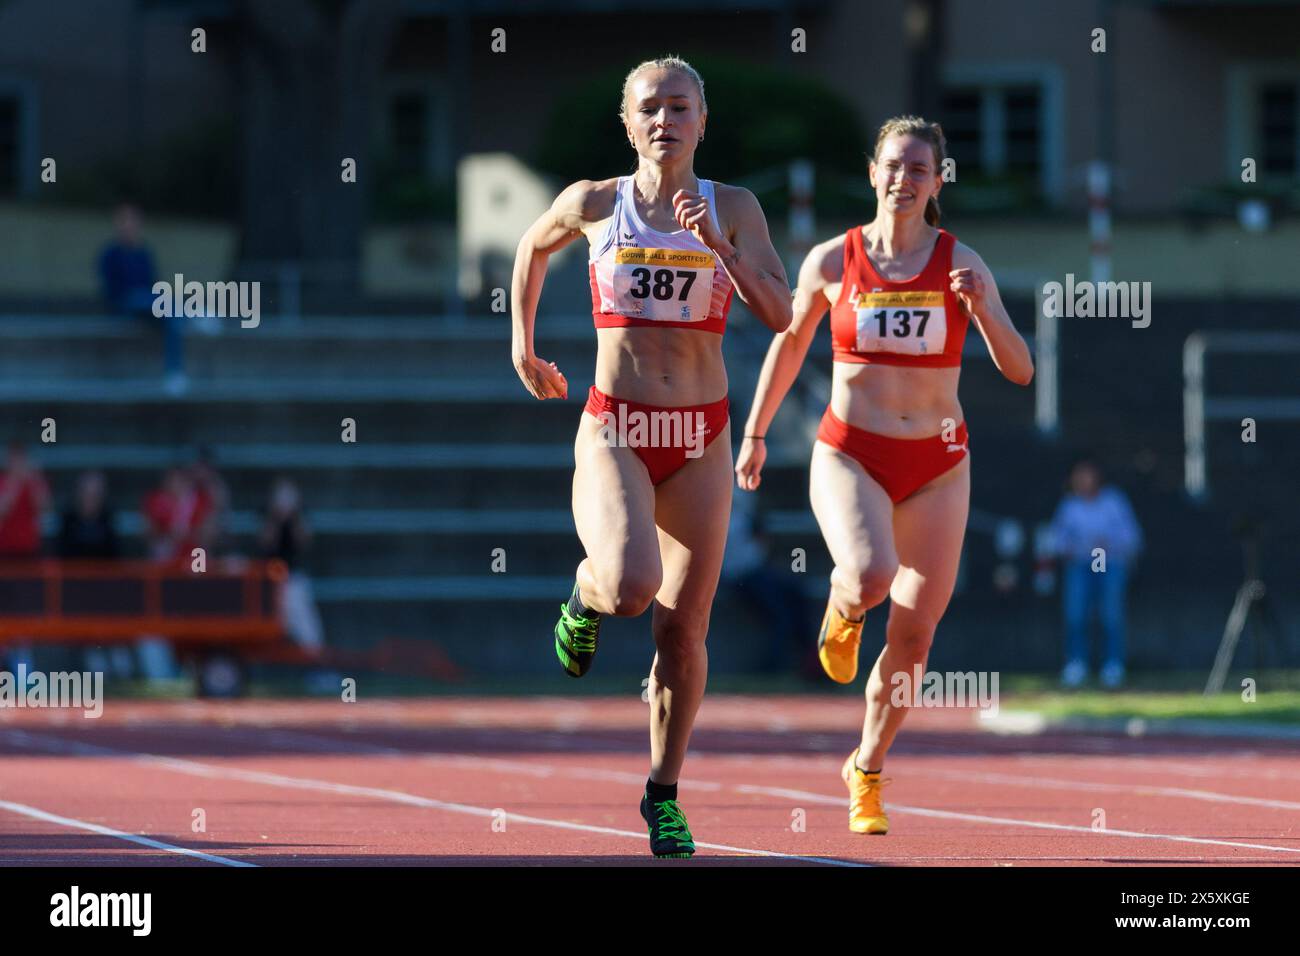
[673,190,724,250]
[949,267,987,316]
[514,354,568,400]
[735,435,766,491]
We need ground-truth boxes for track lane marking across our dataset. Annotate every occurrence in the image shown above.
[0,798,256,867]
[110,725,1300,857]
[902,767,1300,811]
[0,730,865,867]
[12,724,1299,859]
[731,782,1300,855]
[207,725,1300,814]
[1011,753,1300,783]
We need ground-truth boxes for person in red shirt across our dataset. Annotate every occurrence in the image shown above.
[0,442,51,558]
[0,442,50,674]
[137,465,215,681]
[142,466,213,563]
[189,447,230,554]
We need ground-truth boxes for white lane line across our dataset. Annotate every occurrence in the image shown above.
[905,767,1300,812]
[434,753,1300,854]
[1011,753,1300,783]
[0,799,256,867]
[98,723,1300,811]
[148,726,1300,857]
[0,730,864,868]
[732,782,1300,855]
[224,726,1300,815]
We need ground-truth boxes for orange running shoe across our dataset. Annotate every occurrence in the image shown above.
[817,598,864,683]
[841,748,891,834]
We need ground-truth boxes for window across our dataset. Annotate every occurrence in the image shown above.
[943,63,1063,202]
[0,96,17,197]
[1259,81,1297,176]
[1003,87,1042,178]
[390,91,429,177]
[1227,65,1300,183]
[941,89,981,173]
[940,84,1043,187]
[384,81,452,182]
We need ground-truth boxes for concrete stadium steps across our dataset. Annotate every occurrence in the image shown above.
[0,317,597,380]
[289,577,1254,678]
[314,586,803,677]
[41,505,838,579]
[28,444,637,510]
[5,299,1295,674]
[0,389,587,445]
[20,419,827,515]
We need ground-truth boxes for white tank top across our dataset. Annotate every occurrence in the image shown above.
[587,176,734,334]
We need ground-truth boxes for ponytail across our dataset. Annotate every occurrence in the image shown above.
[925,195,941,227]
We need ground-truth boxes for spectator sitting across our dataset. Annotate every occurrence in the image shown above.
[98,202,188,395]
[57,470,129,677]
[137,464,216,681]
[0,442,50,673]
[189,445,231,555]
[259,476,324,651]
[1049,459,1143,690]
[143,465,214,563]
[0,441,50,560]
[57,470,120,559]
[98,203,156,315]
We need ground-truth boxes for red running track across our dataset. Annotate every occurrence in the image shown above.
[1,696,1298,866]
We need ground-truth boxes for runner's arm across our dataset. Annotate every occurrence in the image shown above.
[712,186,792,333]
[951,244,1034,386]
[511,181,599,367]
[743,238,839,438]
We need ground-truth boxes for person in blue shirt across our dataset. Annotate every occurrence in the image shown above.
[1049,459,1142,689]
[98,204,155,312]
[98,203,186,392]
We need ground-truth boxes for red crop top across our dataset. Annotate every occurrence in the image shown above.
[829,226,968,367]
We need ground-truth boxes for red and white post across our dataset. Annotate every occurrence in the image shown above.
[1087,160,1111,284]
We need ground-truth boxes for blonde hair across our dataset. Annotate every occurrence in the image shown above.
[872,115,947,226]
[618,56,707,122]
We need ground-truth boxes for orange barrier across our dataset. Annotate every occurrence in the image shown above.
[0,559,288,643]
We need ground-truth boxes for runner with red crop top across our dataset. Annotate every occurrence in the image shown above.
[736,116,1034,836]
[511,56,791,857]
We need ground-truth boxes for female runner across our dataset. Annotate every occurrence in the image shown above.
[736,116,1033,834]
[511,57,792,856]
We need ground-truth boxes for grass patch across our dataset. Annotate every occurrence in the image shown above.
[1004,688,1300,725]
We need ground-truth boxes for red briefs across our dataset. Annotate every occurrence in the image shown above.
[584,385,730,486]
[816,406,969,503]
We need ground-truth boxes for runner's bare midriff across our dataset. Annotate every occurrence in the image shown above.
[594,325,727,407]
[830,362,963,439]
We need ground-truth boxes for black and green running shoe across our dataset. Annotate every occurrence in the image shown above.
[554,588,601,678]
[640,793,696,859]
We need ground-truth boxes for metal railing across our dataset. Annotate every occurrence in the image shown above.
[1183,331,1300,500]
[0,559,287,642]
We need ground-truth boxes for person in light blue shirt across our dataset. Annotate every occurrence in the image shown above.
[1049,459,1142,688]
